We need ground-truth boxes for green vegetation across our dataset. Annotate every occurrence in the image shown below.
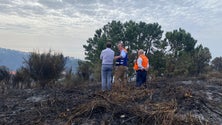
[0,20,222,85]
[82,20,213,80]
[212,57,222,73]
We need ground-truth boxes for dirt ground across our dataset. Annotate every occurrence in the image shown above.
[0,78,222,125]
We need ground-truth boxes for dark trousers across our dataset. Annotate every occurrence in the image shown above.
[136,70,147,87]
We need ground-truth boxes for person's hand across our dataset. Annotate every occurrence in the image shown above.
[114,56,120,59]
[145,67,149,71]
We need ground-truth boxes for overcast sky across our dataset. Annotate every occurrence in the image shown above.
[0,0,221,60]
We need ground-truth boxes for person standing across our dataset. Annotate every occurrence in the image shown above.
[100,42,115,91]
[114,42,128,90]
[133,49,149,87]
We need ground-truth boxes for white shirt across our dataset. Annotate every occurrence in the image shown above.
[120,49,127,58]
[100,48,114,64]
[137,57,149,70]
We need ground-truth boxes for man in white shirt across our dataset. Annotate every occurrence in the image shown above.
[100,42,114,91]
[133,49,149,87]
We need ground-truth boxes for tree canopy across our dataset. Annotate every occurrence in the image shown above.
[211,57,222,72]
[82,20,212,80]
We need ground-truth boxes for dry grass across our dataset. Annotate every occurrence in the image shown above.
[207,71,222,78]
[63,86,207,125]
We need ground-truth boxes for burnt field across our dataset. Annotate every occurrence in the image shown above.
[0,78,222,125]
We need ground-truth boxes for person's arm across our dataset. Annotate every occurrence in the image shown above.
[115,50,126,59]
[120,50,126,58]
[100,51,103,60]
[145,58,149,71]
[114,55,120,59]
[145,63,149,71]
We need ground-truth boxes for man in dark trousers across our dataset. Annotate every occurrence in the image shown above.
[133,49,149,87]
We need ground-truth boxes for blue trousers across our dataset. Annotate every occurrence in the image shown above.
[101,64,113,91]
[136,70,147,87]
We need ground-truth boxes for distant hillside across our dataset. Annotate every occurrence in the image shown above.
[0,48,28,71]
[0,48,79,73]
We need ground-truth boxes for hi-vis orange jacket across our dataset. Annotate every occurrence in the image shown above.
[133,54,149,71]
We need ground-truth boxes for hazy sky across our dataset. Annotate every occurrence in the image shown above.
[0,0,221,60]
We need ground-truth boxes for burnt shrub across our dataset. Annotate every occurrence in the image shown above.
[24,51,66,88]
[13,67,32,88]
[0,66,10,82]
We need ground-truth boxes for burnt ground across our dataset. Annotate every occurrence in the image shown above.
[0,78,222,125]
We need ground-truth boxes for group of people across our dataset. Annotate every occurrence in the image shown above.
[100,41,149,91]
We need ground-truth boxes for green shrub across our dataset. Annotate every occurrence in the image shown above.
[77,60,92,81]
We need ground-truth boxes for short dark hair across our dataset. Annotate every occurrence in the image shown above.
[106,42,112,48]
